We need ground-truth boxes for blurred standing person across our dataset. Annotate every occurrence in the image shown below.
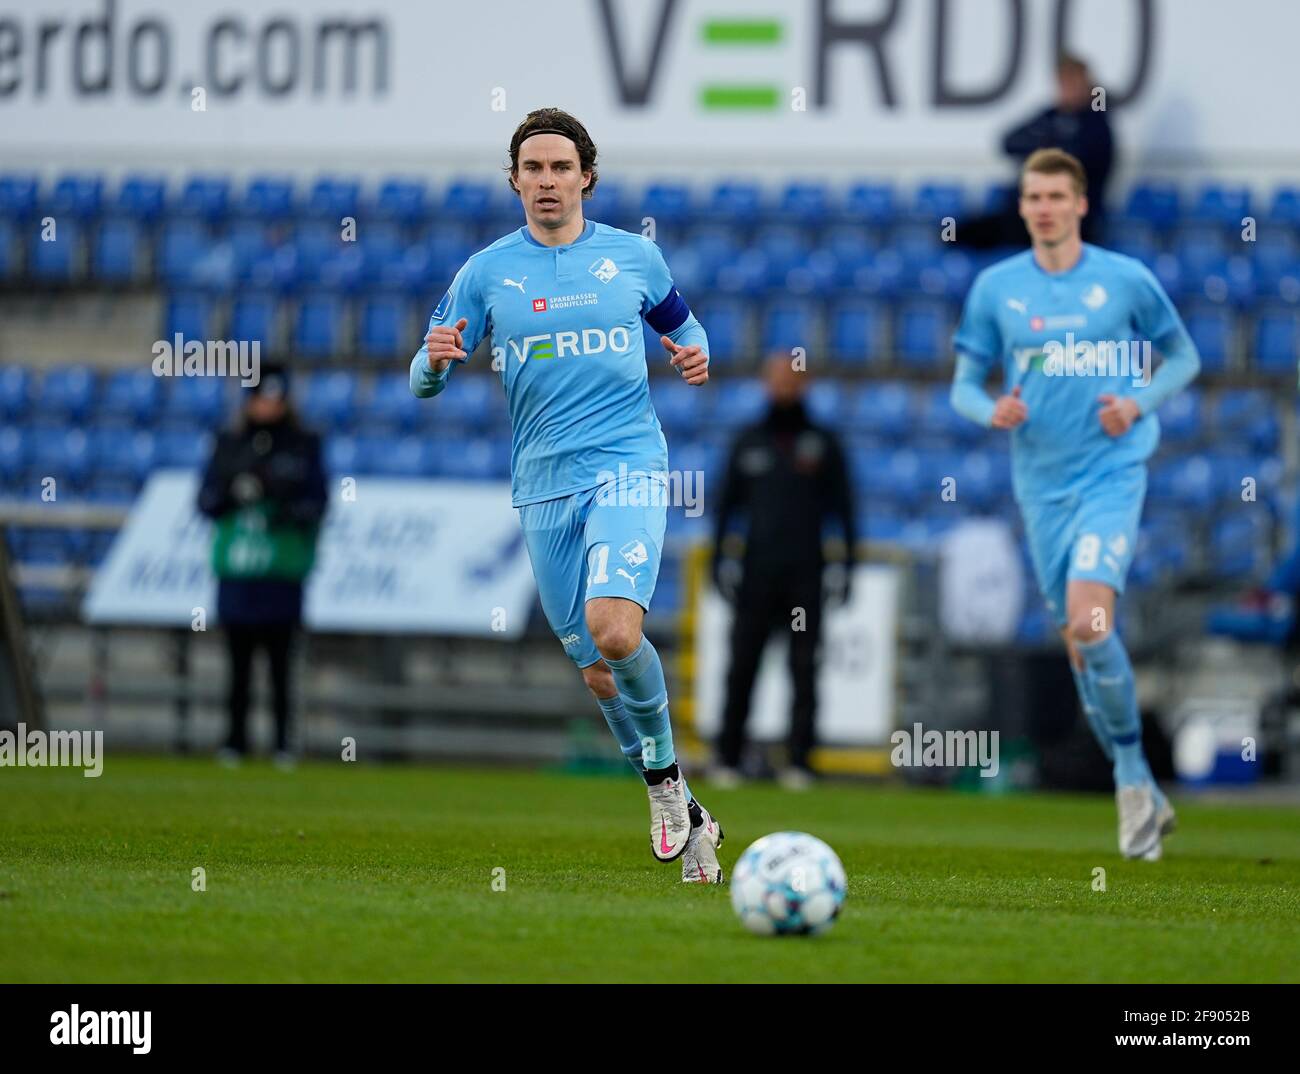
[711,356,857,790]
[963,54,1115,248]
[197,365,327,767]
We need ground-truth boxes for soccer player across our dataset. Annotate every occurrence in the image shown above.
[410,109,724,882]
[950,148,1200,860]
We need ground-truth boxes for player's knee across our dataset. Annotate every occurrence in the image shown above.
[581,662,616,698]
[1067,611,1110,648]
[588,615,640,661]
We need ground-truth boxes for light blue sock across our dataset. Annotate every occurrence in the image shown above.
[1069,663,1114,761]
[1078,632,1153,788]
[595,693,645,777]
[604,636,677,773]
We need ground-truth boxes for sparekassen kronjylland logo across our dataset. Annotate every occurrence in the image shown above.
[1014,332,1153,387]
[0,723,103,777]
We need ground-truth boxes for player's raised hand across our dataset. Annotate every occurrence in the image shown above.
[426,317,470,373]
[662,335,709,386]
[990,386,1028,429]
[1098,393,1140,437]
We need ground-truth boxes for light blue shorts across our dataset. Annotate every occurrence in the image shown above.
[1021,464,1147,629]
[518,470,668,667]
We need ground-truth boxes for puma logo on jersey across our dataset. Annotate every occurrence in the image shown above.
[504,277,527,293]
[615,568,639,589]
[1006,298,1027,314]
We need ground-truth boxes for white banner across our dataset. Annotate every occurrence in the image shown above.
[81,470,538,635]
[2,0,1297,165]
[693,565,899,747]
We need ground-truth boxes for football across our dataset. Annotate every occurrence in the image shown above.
[730,832,847,936]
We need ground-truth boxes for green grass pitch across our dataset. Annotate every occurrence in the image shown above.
[1,755,1296,983]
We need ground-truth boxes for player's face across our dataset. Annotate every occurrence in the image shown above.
[513,134,590,231]
[1019,171,1088,247]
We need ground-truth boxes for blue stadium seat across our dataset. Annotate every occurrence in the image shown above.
[100,370,162,424]
[241,175,296,220]
[230,291,281,351]
[640,183,693,230]
[27,427,92,486]
[780,182,833,227]
[38,367,96,421]
[158,220,212,287]
[692,299,749,363]
[373,177,430,227]
[1267,186,1300,228]
[1133,515,1193,587]
[761,299,817,352]
[175,175,232,223]
[443,180,496,226]
[843,182,897,227]
[0,367,32,422]
[294,293,345,358]
[362,372,423,433]
[1253,309,1299,373]
[650,378,707,435]
[916,384,980,445]
[306,176,361,221]
[114,174,166,222]
[164,376,227,429]
[911,182,964,223]
[153,429,212,471]
[1121,182,1180,231]
[164,291,217,341]
[1154,387,1201,444]
[981,182,1016,215]
[298,372,358,431]
[849,381,912,437]
[1149,455,1214,510]
[90,427,157,482]
[0,218,18,279]
[358,292,410,358]
[1210,514,1268,579]
[1189,184,1251,228]
[1183,306,1233,372]
[711,379,767,429]
[449,437,511,481]
[826,298,885,366]
[1212,389,1275,449]
[895,300,951,368]
[0,174,40,220]
[585,180,632,229]
[93,219,144,282]
[706,181,763,225]
[371,435,434,478]
[0,425,26,486]
[28,218,83,282]
[48,174,105,221]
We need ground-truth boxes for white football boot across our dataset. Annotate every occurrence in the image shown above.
[647,774,692,862]
[681,804,725,884]
[1116,784,1163,861]
[1154,785,1177,837]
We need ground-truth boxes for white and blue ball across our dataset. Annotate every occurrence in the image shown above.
[730,832,846,936]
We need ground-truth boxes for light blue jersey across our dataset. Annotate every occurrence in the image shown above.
[952,243,1197,503]
[411,219,708,507]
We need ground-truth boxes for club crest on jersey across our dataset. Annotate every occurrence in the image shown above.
[589,257,619,283]
[433,289,453,319]
[620,539,648,568]
[532,298,547,312]
[1082,284,1108,310]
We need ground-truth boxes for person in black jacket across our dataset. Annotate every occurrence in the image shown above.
[963,54,1115,247]
[710,356,857,789]
[197,365,327,766]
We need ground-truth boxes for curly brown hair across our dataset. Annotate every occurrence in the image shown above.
[505,108,599,200]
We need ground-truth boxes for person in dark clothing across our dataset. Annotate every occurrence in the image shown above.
[196,365,327,766]
[963,54,1115,248]
[710,355,857,789]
